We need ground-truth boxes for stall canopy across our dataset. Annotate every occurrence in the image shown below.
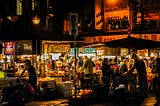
[104,36,160,50]
[70,42,105,48]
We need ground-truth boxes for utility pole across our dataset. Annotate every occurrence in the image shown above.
[69,12,78,98]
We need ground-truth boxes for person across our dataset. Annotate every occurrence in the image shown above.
[80,56,95,77]
[124,53,148,100]
[101,58,113,96]
[120,59,128,75]
[20,59,37,98]
[150,58,160,106]
[7,61,16,77]
[120,59,129,90]
[150,57,158,93]
[79,56,95,89]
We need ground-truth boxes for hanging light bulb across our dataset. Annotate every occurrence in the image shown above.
[7,16,20,22]
[32,15,40,25]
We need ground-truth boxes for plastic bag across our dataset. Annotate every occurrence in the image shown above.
[26,81,36,95]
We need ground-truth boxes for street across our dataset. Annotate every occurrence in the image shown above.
[25,93,156,106]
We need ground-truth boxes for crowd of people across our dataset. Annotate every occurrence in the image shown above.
[68,54,160,105]
[3,54,160,105]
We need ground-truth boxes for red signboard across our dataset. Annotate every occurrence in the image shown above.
[3,42,15,55]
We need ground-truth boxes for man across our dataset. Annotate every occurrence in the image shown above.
[124,53,148,100]
[79,56,95,89]
[80,56,95,77]
[20,59,37,98]
[151,58,160,106]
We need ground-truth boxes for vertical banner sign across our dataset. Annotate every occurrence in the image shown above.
[63,20,70,34]
[95,0,103,30]
[16,0,22,15]
[69,13,78,36]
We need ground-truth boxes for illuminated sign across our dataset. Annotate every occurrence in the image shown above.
[95,0,103,30]
[81,48,96,53]
[63,20,70,34]
[70,48,78,55]
[83,34,160,44]
[104,0,128,12]
[83,35,128,43]
[3,42,15,55]
[16,0,22,15]
[104,0,129,31]
[44,44,70,53]
[95,0,129,31]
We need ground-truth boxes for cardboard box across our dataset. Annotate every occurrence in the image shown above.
[57,81,73,91]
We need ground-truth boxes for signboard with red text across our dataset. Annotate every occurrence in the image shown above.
[3,42,15,55]
[83,34,160,44]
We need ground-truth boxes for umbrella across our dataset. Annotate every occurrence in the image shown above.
[104,36,160,50]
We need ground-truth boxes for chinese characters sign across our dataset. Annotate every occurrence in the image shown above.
[95,0,103,30]
[3,42,15,55]
[43,44,70,53]
[83,34,160,44]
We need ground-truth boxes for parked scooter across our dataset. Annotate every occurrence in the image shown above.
[0,79,25,106]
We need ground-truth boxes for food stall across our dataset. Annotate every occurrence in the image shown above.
[36,41,73,98]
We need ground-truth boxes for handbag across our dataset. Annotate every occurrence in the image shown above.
[26,81,36,95]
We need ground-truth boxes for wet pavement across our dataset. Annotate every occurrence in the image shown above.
[25,99,69,106]
[25,93,157,106]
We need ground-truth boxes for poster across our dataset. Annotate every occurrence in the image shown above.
[16,40,32,55]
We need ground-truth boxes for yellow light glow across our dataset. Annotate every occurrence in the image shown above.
[139,56,143,59]
[151,53,154,57]
[32,15,40,25]
[48,13,54,18]
[145,53,148,57]
[105,0,118,6]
